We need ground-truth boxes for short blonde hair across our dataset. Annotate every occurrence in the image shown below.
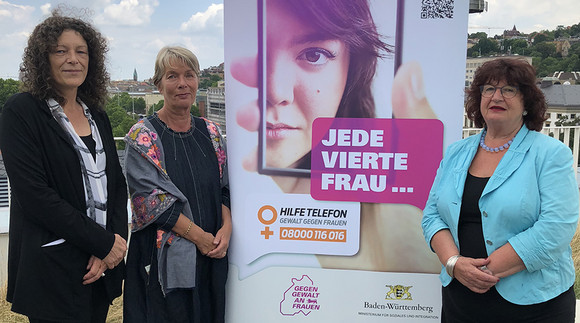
[152,46,200,88]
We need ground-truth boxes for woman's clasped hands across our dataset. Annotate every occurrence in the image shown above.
[453,256,499,294]
[185,210,232,259]
[83,233,127,285]
[192,225,230,259]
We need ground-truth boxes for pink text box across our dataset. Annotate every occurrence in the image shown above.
[311,118,443,209]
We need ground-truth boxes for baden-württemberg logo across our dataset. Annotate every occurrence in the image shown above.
[385,284,412,300]
[358,283,436,319]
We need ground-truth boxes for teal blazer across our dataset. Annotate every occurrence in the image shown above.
[422,125,579,305]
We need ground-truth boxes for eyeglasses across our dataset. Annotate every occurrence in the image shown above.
[480,85,519,99]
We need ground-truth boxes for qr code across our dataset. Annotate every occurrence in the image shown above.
[421,0,454,19]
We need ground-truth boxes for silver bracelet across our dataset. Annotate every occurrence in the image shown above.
[445,255,461,278]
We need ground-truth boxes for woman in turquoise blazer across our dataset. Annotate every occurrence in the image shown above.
[422,58,579,322]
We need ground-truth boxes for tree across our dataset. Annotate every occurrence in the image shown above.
[130,97,146,115]
[199,73,223,89]
[107,92,148,118]
[0,78,20,114]
[199,78,210,89]
[569,42,580,59]
[536,57,559,77]
[190,104,200,117]
[505,39,528,55]
[468,32,488,40]
[554,26,570,39]
[531,42,556,59]
[107,107,129,128]
[559,54,579,72]
[105,95,138,149]
[152,100,164,112]
[556,115,569,126]
[468,49,479,58]
[473,38,499,56]
[209,74,222,87]
[569,23,580,37]
[532,33,552,44]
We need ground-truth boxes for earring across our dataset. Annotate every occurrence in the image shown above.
[523,110,528,116]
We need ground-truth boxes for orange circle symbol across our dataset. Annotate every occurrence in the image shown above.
[257,205,277,225]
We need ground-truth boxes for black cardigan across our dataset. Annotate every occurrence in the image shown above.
[0,92,128,321]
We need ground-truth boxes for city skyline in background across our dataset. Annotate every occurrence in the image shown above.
[0,0,579,81]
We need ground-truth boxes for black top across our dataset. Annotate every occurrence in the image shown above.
[149,114,221,234]
[458,173,489,258]
[80,134,96,161]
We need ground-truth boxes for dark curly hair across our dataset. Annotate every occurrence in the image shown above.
[465,58,547,131]
[20,9,109,109]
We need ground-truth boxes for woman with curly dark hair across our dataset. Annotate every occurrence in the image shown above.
[0,10,128,323]
[465,58,547,131]
[423,58,578,322]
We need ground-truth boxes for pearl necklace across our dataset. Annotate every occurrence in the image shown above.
[479,129,513,152]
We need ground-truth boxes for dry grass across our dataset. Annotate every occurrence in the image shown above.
[0,291,26,323]
[0,286,123,322]
[572,224,580,297]
[106,296,124,323]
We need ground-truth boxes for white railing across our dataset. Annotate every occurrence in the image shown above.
[463,126,580,167]
[0,177,9,232]
[0,177,9,209]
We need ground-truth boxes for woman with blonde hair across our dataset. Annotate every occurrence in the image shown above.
[124,46,230,323]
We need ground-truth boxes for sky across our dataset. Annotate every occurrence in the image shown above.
[0,0,224,80]
[0,0,579,81]
[468,0,580,36]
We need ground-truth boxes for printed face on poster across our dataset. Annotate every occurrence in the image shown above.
[225,0,468,321]
[256,0,403,177]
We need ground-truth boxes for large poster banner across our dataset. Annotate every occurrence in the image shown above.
[225,0,468,321]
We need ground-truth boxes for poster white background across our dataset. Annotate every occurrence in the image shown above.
[225,0,469,321]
